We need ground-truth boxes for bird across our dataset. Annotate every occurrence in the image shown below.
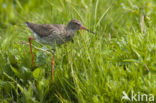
[25,19,95,83]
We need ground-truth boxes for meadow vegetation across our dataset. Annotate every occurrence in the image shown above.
[0,0,156,102]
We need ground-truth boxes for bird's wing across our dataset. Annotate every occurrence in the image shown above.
[26,22,66,37]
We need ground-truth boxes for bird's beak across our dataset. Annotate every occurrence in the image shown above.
[80,25,88,30]
[80,25,95,34]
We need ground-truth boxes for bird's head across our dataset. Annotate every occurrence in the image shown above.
[67,19,95,34]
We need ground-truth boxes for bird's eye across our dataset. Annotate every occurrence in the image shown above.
[75,22,80,25]
[74,22,77,25]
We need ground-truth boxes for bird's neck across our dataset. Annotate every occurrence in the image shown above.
[65,29,77,41]
[66,28,77,36]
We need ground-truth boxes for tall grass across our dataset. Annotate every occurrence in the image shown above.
[0,0,156,102]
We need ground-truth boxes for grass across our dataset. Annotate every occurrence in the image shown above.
[0,0,156,102]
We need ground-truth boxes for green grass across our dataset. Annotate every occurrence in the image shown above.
[0,0,156,103]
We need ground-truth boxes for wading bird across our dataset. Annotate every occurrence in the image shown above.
[26,19,95,83]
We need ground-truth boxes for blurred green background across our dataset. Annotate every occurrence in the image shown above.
[0,0,156,103]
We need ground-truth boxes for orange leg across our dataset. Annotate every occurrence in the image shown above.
[51,56,55,83]
[28,37,35,66]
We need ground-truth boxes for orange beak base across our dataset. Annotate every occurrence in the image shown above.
[80,25,95,34]
[80,25,88,30]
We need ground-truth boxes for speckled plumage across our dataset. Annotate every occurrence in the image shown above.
[26,20,83,46]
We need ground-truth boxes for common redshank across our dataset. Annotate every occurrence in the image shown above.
[26,19,95,82]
